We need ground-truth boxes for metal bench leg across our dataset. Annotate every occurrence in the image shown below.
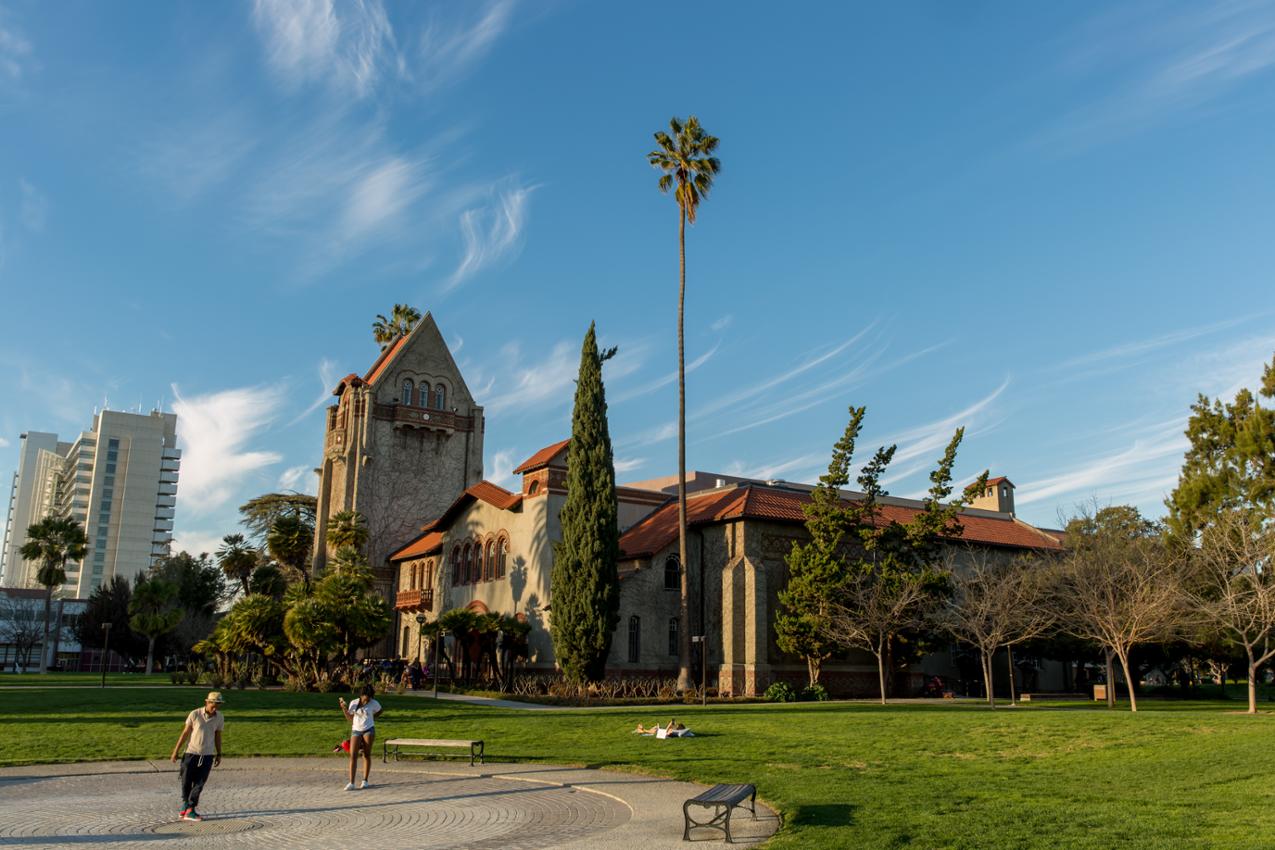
[382,742,387,764]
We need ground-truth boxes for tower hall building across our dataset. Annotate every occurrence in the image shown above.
[322,313,1064,696]
[0,410,180,597]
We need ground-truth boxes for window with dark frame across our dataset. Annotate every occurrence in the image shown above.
[628,615,641,663]
[664,556,680,590]
[668,617,678,657]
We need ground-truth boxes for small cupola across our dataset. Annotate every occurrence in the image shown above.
[970,476,1015,515]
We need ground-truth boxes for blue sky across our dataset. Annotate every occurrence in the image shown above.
[1,1,1274,556]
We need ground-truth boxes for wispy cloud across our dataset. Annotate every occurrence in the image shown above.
[616,420,676,451]
[291,358,340,425]
[277,463,316,494]
[443,181,534,291]
[1016,421,1187,509]
[0,14,33,83]
[18,179,47,231]
[169,530,230,559]
[487,448,518,488]
[740,451,828,483]
[482,340,577,415]
[0,436,10,448]
[172,384,284,515]
[613,457,646,475]
[1059,315,1257,372]
[711,314,733,333]
[413,0,517,93]
[251,0,398,98]
[611,341,720,404]
[137,113,259,205]
[1038,3,1275,152]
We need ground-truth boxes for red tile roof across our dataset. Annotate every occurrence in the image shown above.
[388,531,444,562]
[332,373,365,396]
[414,481,524,540]
[985,476,1012,487]
[363,334,410,386]
[618,484,1062,559]
[513,439,570,474]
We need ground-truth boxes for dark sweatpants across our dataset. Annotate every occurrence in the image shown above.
[179,754,214,809]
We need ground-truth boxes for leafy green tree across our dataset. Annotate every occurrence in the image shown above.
[1167,354,1275,539]
[372,303,422,350]
[550,323,621,683]
[325,510,369,555]
[249,563,288,599]
[151,551,226,617]
[267,514,315,590]
[19,516,88,672]
[216,534,258,596]
[777,406,869,686]
[74,576,140,654]
[238,492,318,544]
[129,577,182,674]
[648,116,721,691]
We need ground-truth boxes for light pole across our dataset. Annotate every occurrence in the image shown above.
[101,622,113,689]
[691,635,706,706]
[415,612,426,664]
[432,632,442,700]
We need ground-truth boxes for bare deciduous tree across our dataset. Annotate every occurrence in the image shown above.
[0,593,53,672]
[1056,513,1188,713]
[1189,510,1275,714]
[825,570,930,704]
[938,550,1057,708]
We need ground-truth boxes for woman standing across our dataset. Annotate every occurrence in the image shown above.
[339,685,382,790]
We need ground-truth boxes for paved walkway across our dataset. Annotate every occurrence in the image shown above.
[0,758,778,849]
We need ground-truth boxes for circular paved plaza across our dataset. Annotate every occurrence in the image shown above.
[0,759,778,849]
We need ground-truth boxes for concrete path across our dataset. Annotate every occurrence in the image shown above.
[0,758,779,849]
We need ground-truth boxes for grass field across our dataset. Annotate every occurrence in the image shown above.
[2,684,1273,849]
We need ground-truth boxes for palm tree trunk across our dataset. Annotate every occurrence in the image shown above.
[146,636,156,675]
[40,586,52,673]
[676,204,692,692]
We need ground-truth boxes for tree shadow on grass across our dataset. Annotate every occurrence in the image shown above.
[790,802,855,829]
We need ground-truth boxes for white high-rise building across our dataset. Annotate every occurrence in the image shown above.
[0,410,180,596]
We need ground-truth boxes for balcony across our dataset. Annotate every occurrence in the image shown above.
[324,430,348,455]
[394,588,434,612]
[154,519,174,532]
[159,472,179,484]
[161,459,181,472]
[372,403,475,433]
[156,507,175,520]
[158,483,177,496]
[156,495,176,508]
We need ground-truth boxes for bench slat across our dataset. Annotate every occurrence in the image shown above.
[385,738,478,747]
[692,783,753,804]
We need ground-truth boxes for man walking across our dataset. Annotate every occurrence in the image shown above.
[169,691,224,822]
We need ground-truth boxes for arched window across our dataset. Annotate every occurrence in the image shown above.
[664,556,680,591]
[401,378,414,405]
[418,383,431,407]
[528,479,540,496]
[434,384,446,410]
[450,546,461,585]
[425,560,434,590]
[668,617,679,657]
[484,541,495,581]
[462,544,473,584]
[408,563,416,590]
[628,616,641,663]
[475,542,485,582]
[496,537,508,579]
[402,626,411,656]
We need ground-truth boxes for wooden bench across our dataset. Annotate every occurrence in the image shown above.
[683,783,756,843]
[382,738,485,766]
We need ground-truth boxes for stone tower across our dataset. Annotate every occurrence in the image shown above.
[313,313,484,594]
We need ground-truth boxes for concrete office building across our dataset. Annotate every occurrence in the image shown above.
[0,410,180,597]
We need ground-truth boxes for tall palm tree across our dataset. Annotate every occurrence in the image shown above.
[326,510,369,554]
[267,514,315,590]
[19,516,88,672]
[128,577,182,674]
[648,115,720,691]
[372,304,422,350]
[216,533,258,596]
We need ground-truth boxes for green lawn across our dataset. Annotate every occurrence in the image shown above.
[0,672,173,687]
[2,687,1272,849]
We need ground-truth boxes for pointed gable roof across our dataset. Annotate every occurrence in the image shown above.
[416,481,524,537]
[388,531,444,562]
[514,439,570,474]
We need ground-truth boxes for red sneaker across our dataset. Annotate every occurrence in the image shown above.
[179,807,190,819]
[182,810,203,822]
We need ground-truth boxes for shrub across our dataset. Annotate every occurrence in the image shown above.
[765,681,798,703]
[800,683,830,702]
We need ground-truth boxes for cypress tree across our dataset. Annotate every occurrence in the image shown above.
[550,322,621,682]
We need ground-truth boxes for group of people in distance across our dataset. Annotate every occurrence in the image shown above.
[168,685,383,822]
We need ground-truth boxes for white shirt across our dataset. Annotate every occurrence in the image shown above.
[185,708,224,756]
[350,698,380,732]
